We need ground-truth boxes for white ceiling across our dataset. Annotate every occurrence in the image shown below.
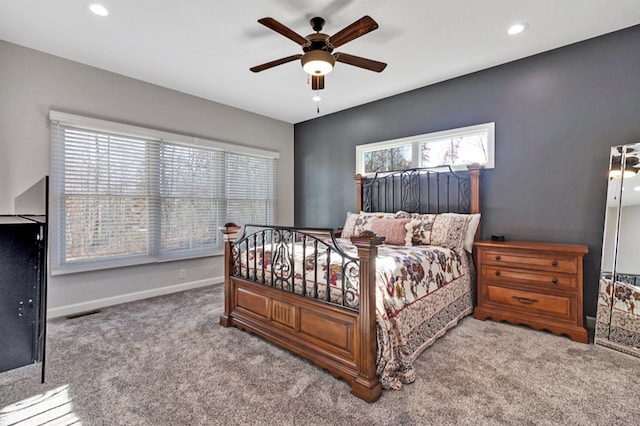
[1,1,639,124]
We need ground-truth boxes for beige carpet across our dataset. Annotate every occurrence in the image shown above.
[1,284,638,425]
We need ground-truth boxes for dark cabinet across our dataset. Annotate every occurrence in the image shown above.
[1,176,48,380]
[0,216,47,374]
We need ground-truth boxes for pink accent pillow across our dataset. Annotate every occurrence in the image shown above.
[369,218,412,245]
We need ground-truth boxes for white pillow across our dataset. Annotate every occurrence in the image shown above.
[465,213,481,252]
[341,212,359,238]
[440,213,480,252]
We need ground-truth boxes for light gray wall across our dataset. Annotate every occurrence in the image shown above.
[294,25,640,318]
[0,40,294,317]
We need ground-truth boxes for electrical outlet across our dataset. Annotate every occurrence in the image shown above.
[179,269,186,279]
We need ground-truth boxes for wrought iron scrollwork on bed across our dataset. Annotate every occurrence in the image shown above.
[360,166,475,214]
[229,225,362,310]
[357,165,480,218]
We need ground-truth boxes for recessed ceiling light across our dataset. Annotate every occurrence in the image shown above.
[88,3,109,16]
[507,23,528,35]
[312,95,322,102]
[634,186,640,191]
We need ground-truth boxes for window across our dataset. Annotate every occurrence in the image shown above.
[363,145,412,174]
[356,122,494,174]
[49,111,278,274]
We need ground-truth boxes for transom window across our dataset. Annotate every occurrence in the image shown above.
[356,122,495,174]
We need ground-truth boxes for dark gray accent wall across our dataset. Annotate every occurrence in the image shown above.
[294,25,640,318]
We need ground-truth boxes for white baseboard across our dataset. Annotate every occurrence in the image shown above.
[48,276,224,319]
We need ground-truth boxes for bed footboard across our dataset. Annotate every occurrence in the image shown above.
[219,224,384,402]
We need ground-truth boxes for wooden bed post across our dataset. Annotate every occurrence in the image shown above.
[354,174,365,212]
[219,223,241,328]
[467,164,481,215]
[350,231,384,402]
[467,164,482,244]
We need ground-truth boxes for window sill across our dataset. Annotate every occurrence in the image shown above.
[51,251,223,276]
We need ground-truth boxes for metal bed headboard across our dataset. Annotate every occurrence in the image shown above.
[356,165,481,215]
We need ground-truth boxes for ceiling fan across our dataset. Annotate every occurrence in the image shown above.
[250,15,387,91]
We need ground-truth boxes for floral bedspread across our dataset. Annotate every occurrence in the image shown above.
[596,277,640,351]
[367,242,474,389]
[237,239,475,390]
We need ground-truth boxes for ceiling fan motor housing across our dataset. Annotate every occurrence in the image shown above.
[303,33,333,52]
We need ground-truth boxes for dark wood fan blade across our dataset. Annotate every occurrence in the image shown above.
[258,17,309,46]
[311,75,325,90]
[327,16,378,48]
[334,52,387,72]
[250,54,302,73]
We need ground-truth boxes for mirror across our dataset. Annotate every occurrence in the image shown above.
[596,143,640,357]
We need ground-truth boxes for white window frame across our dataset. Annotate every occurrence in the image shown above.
[49,111,278,275]
[355,122,495,175]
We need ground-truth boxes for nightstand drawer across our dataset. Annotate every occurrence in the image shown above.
[481,249,577,274]
[485,284,574,321]
[482,266,577,290]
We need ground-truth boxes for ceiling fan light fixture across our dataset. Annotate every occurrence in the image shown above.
[301,50,335,76]
[610,153,639,179]
[609,169,637,179]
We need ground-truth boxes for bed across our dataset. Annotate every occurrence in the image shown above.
[219,165,481,402]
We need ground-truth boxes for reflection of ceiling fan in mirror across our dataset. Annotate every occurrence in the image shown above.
[607,143,640,208]
[250,16,387,91]
[610,146,640,179]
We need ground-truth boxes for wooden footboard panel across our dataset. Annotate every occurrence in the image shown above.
[229,278,361,376]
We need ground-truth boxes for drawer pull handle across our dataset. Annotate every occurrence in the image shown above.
[552,260,558,267]
[513,296,538,305]
[495,270,501,276]
[495,255,501,261]
[551,278,558,284]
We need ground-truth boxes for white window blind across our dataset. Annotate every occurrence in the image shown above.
[226,152,276,226]
[49,111,278,274]
[59,128,155,264]
[159,144,224,255]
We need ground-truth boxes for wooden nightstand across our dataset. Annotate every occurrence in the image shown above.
[473,240,589,343]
